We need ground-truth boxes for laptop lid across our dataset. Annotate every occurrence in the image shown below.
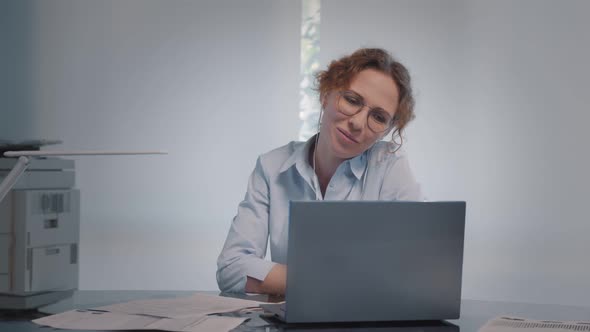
[284,201,466,323]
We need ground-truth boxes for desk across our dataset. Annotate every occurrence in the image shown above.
[1,291,589,332]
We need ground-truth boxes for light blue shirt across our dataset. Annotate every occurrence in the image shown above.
[216,135,423,293]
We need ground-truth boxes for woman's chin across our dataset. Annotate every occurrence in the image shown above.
[326,130,364,159]
[331,143,362,160]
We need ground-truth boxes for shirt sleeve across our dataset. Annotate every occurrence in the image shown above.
[216,156,276,293]
[379,152,424,201]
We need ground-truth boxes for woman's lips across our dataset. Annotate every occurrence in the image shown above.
[337,128,358,143]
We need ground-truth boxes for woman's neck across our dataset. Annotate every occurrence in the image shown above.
[313,135,345,193]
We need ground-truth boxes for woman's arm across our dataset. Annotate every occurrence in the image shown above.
[216,157,276,293]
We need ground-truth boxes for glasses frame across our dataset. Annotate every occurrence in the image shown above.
[336,90,395,133]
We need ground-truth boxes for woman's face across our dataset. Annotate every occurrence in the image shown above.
[320,68,399,160]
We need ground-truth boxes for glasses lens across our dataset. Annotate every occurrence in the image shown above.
[368,110,392,133]
[338,91,363,115]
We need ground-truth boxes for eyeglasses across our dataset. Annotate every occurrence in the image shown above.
[337,90,395,133]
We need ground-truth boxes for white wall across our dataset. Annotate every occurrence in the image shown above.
[24,0,301,290]
[322,0,590,306]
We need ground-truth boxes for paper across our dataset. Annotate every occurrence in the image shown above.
[33,293,262,332]
[32,310,247,332]
[479,316,590,332]
[33,310,163,330]
[93,293,263,318]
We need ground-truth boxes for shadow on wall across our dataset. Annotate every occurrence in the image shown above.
[0,0,35,140]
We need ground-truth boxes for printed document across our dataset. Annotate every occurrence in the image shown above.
[479,316,590,332]
[33,293,264,332]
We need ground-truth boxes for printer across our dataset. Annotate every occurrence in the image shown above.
[0,157,79,309]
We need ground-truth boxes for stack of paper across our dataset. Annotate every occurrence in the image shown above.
[479,316,590,332]
[33,293,264,332]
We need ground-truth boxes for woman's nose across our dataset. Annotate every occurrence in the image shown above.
[348,107,368,131]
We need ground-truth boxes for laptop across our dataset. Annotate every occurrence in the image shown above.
[260,201,466,324]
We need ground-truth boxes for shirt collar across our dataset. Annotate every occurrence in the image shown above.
[278,134,368,180]
[348,150,367,180]
[279,135,315,174]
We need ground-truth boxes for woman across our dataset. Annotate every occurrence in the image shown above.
[217,48,423,295]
